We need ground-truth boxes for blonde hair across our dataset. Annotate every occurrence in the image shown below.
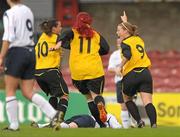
[120,22,138,36]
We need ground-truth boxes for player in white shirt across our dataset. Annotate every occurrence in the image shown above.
[31,113,122,129]
[108,38,132,128]
[0,0,61,131]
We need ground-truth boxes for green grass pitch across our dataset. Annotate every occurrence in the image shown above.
[0,124,180,137]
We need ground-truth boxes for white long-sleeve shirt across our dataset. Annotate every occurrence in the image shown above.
[108,49,123,83]
[2,4,34,48]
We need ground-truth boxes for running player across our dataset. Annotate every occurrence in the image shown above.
[0,0,60,131]
[50,12,110,127]
[35,19,69,126]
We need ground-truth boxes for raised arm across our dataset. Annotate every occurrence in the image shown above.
[121,11,128,22]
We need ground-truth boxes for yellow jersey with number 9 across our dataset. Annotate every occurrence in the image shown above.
[69,29,104,80]
[122,36,151,76]
[35,33,61,70]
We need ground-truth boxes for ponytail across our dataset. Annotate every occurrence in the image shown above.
[73,12,94,38]
[39,19,58,36]
[131,24,138,36]
[120,22,138,36]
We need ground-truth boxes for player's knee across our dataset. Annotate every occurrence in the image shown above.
[22,91,33,100]
[141,96,152,106]
[85,94,93,101]
[123,95,133,102]
[94,95,105,105]
[60,94,68,100]
[143,100,152,106]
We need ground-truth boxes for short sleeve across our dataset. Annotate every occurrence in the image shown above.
[2,11,15,42]
[121,42,132,60]
[59,29,74,49]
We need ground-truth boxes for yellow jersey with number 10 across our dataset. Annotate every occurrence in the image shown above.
[122,36,151,76]
[35,33,61,70]
[69,29,104,80]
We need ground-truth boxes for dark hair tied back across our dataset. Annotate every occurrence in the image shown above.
[40,19,58,36]
[121,22,138,36]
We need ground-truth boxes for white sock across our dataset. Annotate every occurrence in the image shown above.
[60,122,70,128]
[31,94,56,119]
[107,113,122,129]
[38,122,51,128]
[121,110,131,129]
[6,96,19,130]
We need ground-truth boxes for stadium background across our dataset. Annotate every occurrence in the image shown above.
[0,0,180,127]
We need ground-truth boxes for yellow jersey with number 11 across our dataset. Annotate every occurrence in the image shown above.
[69,29,104,80]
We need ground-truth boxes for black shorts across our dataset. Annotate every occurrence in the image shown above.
[65,115,96,128]
[122,68,153,97]
[115,81,124,103]
[5,46,35,79]
[35,69,69,97]
[72,76,105,95]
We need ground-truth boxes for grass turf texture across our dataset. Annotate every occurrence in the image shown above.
[0,124,179,137]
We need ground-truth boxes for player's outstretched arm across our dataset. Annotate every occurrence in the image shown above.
[49,41,62,51]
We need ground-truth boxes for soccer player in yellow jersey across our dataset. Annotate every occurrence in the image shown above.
[35,19,69,127]
[116,11,157,128]
[51,12,109,127]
